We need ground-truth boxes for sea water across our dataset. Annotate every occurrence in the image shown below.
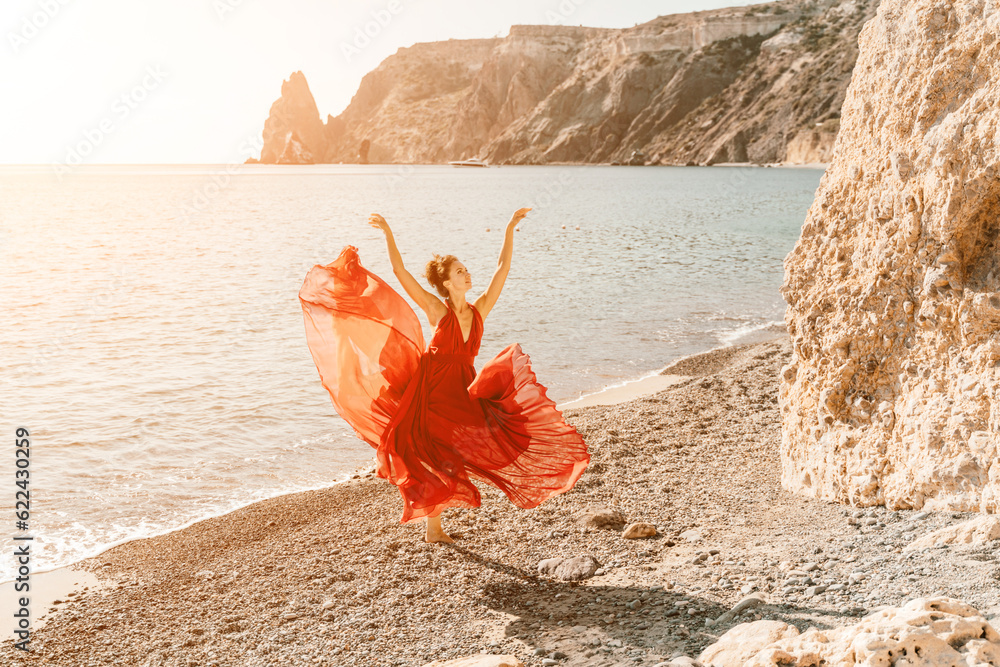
[0,163,822,579]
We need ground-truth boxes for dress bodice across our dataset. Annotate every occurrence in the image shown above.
[428,299,483,357]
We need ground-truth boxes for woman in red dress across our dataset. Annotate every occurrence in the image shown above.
[298,208,589,543]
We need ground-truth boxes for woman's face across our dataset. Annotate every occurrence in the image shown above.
[445,261,471,293]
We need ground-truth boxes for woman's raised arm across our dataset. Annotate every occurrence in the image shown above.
[474,207,531,320]
[368,214,445,322]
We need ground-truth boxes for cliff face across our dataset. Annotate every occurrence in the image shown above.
[636,0,878,165]
[251,0,877,165]
[780,0,1000,511]
[324,38,502,164]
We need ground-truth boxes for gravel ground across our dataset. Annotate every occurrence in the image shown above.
[4,334,998,666]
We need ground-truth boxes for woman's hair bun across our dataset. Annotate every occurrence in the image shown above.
[425,253,458,297]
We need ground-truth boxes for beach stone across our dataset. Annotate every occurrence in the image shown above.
[698,620,799,667]
[577,507,626,529]
[679,529,703,542]
[537,555,601,581]
[904,515,1000,551]
[622,522,657,539]
[422,656,525,667]
[779,0,1000,513]
[734,597,1000,666]
[708,593,766,627]
[537,558,564,575]
[662,658,702,667]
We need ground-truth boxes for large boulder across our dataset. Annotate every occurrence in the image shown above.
[698,620,800,667]
[697,598,1000,667]
[904,515,1000,551]
[250,2,877,166]
[780,0,1000,511]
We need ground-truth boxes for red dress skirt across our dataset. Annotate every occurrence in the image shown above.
[299,245,590,523]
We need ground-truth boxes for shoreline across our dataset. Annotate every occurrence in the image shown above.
[3,333,997,666]
[0,335,752,625]
[2,337,797,664]
[7,326,789,593]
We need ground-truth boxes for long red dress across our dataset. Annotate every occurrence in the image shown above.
[299,245,590,523]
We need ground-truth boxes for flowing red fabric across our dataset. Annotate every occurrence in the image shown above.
[299,245,590,523]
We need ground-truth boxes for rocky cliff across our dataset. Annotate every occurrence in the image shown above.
[780,0,1000,511]
[249,0,877,166]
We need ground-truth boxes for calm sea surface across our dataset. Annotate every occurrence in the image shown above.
[0,164,822,579]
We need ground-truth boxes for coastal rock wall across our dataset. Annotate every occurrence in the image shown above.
[441,28,596,161]
[692,15,798,49]
[784,124,840,164]
[780,0,1000,511]
[615,12,802,54]
[250,0,875,166]
[328,38,501,164]
[641,0,877,166]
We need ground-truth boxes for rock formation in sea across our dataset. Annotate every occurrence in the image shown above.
[780,0,1000,511]
[249,0,876,166]
[257,71,328,164]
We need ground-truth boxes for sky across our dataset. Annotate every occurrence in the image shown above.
[3,0,773,164]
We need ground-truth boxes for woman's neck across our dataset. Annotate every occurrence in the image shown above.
[448,295,468,312]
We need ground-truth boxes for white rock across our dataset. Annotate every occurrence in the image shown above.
[736,598,1000,667]
[698,620,799,666]
[661,657,702,667]
[904,515,1000,551]
[779,0,1000,513]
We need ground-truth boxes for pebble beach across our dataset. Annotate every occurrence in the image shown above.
[4,332,998,666]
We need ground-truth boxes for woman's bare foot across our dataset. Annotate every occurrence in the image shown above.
[424,514,454,543]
